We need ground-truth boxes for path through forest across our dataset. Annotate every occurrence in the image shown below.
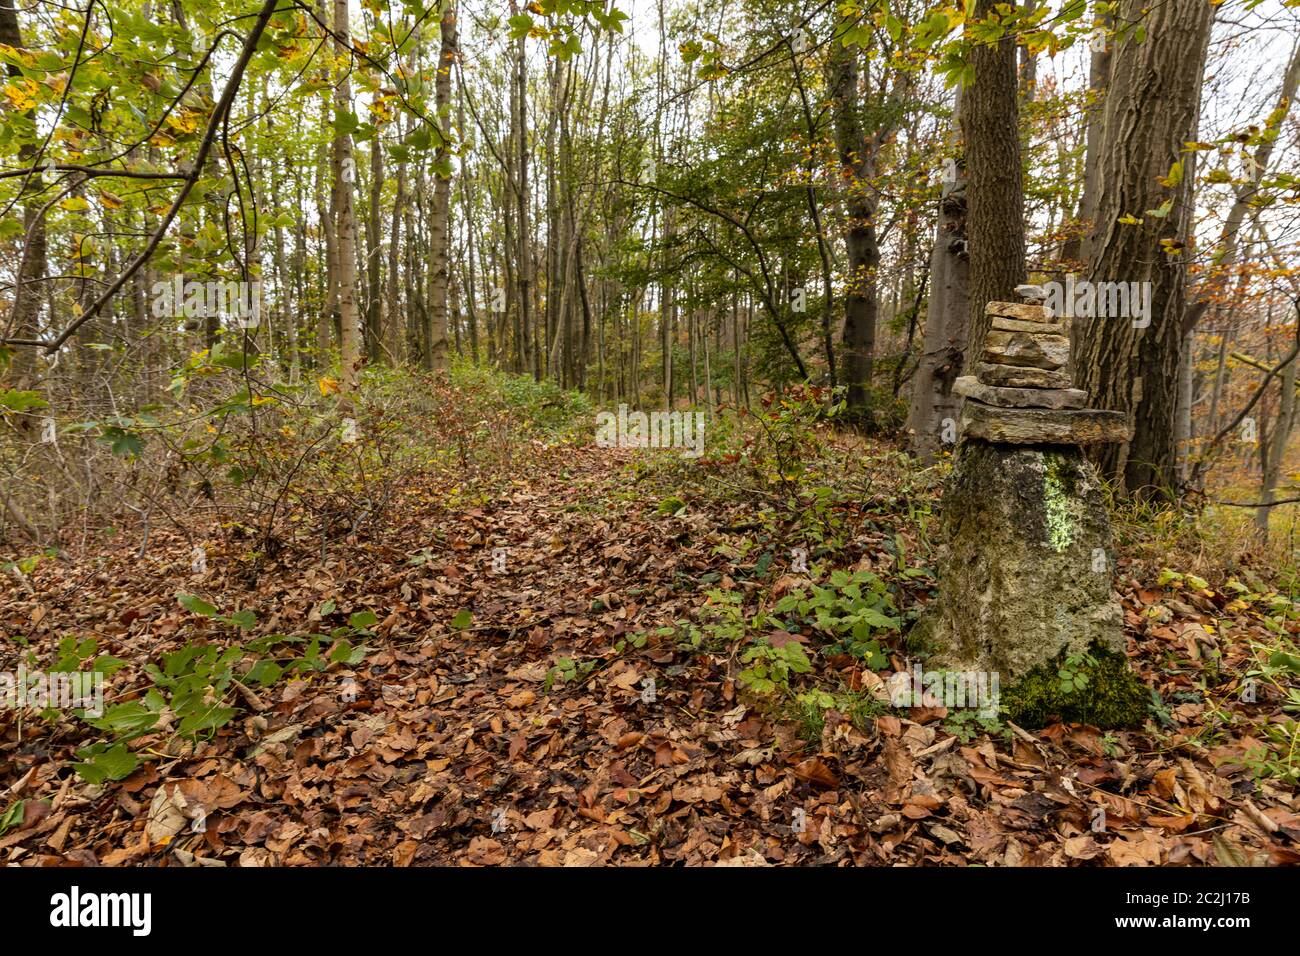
[4,444,1296,866]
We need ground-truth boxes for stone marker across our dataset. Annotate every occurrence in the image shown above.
[974,362,1072,389]
[961,401,1130,445]
[954,375,1086,410]
[983,330,1070,370]
[912,296,1149,728]
[985,301,1053,323]
[916,443,1128,681]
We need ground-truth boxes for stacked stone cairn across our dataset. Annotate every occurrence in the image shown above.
[953,300,1129,445]
[916,298,1148,728]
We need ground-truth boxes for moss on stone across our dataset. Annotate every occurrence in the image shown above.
[1000,645,1150,729]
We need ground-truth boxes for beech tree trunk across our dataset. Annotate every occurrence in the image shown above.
[907,88,969,460]
[828,39,881,416]
[1075,0,1215,498]
[332,0,363,393]
[426,1,457,373]
[0,0,48,393]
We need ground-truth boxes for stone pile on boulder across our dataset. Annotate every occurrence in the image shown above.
[953,301,1129,445]
[915,298,1149,728]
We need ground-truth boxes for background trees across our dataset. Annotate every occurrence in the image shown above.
[1,0,1298,522]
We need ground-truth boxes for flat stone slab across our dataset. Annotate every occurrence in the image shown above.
[975,362,1072,389]
[961,401,1131,445]
[954,375,1086,409]
[990,316,1068,335]
[986,301,1053,323]
[983,330,1069,370]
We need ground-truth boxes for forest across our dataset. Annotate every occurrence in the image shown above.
[1,0,1299,881]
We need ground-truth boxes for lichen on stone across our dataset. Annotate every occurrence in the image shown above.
[1042,452,1083,552]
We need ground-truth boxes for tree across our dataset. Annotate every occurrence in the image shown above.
[1074,0,1216,498]
[906,88,968,459]
[427,1,459,373]
[332,0,364,394]
[0,0,46,395]
[960,0,1026,370]
[827,35,882,417]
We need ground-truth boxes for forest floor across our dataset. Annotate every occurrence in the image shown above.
[3,432,1300,867]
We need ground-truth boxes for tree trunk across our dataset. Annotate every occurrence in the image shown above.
[331,0,363,393]
[1256,337,1298,534]
[907,88,969,460]
[827,39,881,416]
[1075,0,1215,498]
[426,1,458,373]
[961,0,1027,370]
[0,0,47,391]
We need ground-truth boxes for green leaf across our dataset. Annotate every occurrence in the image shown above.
[1268,650,1300,675]
[451,610,473,630]
[177,592,218,617]
[1145,198,1174,219]
[86,701,159,736]
[0,800,24,836]
[244,659,284,685]
[74,743,141,783]
[349,610,378,630]
[0,388,48,412]
[507,13,534,38]
[225,609,257,630]
[101,426,144,457]
[177,705,237,736]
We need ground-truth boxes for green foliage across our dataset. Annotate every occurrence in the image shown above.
[0,799,26,837]
[750,386,844,501]
[674,588,748,651]
[72,595,373,783]
[772,568,899,666]
[0,388,47,413]
[543,656,598,691]
[1056,650,1097,695]
[942,708,1005,743]
[656,495,687,516]
[1238,630,1300,785]
[1,548,58,577]
[738,640,812,696]
[791,687,888,741]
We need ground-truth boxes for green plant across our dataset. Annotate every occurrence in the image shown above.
[1237,631,1300,784]
[737,640,812,696]
[0,800,27,837]
[1001,645,1150,729]
[791,686,888,741]
[942,708,1005,743]
[543,656,598,690]
[1057,651,1098,695]
[772,568,899,666]
[675,588,750,651]
[71,596,373,783]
